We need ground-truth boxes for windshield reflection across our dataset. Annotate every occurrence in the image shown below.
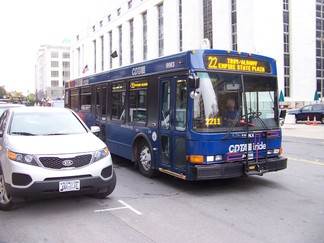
[193,72,279,132]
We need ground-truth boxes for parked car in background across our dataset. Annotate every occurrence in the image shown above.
[288,104,324,124]
[0,107,116,211]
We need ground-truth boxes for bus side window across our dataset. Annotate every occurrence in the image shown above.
[175,79,187,131]
[111,82,126,121]
[161,81,170,129]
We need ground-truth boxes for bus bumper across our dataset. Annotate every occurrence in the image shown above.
[189,156,287,180]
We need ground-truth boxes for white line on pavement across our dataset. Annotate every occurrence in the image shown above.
[94,200,143,215]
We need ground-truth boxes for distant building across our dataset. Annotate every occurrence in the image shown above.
[70,0,324,107]
[35,45,70,101]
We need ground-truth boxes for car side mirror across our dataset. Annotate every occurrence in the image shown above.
[90,126,100,134]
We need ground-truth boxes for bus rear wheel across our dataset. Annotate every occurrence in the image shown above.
[137,141,157,178]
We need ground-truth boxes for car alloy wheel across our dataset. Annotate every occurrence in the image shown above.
[0,173,15,211]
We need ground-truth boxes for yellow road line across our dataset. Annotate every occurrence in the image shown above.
[287,157,324,166]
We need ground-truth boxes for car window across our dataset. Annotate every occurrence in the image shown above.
[312,105,322,111]
[301,105,312,112]
[0,110,9,132]
[9,111,88,136]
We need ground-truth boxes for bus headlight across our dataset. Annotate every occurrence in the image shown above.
[267,149,280,155]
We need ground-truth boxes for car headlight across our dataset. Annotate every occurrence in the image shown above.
[93,147,109,162]
[8,150,38,166]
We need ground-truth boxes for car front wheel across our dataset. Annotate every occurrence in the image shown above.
[321,116,324,124]
[0,172,16,211]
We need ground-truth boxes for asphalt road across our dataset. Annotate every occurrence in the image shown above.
[0,136,323,243]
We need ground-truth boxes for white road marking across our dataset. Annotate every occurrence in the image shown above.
[118,200,143,215]
[94,200,143,215]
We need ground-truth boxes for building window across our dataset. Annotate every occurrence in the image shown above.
[51,80,59,87]
[93,25,96,32]
[101,35,104,70]
[128,0,133,9]
[100,20,103,27]
[142,12,148,60]
[130,19,134,64]
[108,15,111,22]
[51,61,59,68]
[63,52,70,58]
[63,71,70,79]
[117,8,121,16]
[283,0,290,97]
[51,71,59,77]
[51,90,59,97]
[62,61,70,68]
[231,0,237,51]
[93,40,97,73]
[316,0,324,98]
[203,0,213,48]
[158,4,164,57]
[119,25,123,66]
[179,0,183,52]
[109,31,113,69]
[51,51,59,58]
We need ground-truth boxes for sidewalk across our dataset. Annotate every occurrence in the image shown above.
[281,114,324,140]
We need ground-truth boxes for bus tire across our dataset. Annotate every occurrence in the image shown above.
[137,141,157,178]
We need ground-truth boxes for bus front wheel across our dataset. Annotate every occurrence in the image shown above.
[137,141,157,178]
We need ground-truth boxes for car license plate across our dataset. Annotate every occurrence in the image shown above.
[59,180,80,192]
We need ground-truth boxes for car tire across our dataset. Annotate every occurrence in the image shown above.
[295,115,298,124]
[91,170,116,199]
[321,116,324,124]
[0,172,16,211]
[137,140,157,178]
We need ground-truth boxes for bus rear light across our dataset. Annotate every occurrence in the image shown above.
[189,155,204,163]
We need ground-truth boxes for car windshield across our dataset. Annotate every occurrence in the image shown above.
[9,110,88,136]
[193,72,279,132]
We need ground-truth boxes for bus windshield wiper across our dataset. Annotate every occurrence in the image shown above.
[222,106,242,140]
[11,131,36,136]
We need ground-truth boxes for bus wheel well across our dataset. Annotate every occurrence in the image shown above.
[132,136,147,165]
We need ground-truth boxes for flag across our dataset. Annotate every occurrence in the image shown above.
[111,51,118,58]
[82,65,89,73]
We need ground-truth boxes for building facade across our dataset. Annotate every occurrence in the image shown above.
[70,0,324,107]
[35,45,70,102]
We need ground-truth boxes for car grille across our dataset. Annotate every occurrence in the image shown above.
[39,154,92,169]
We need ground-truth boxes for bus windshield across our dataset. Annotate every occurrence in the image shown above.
[193,72,279,132]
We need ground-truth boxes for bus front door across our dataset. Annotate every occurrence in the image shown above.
[95,85,108,142]
[159,77,187,177]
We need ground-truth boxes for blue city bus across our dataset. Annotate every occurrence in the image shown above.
[65,49,287,180]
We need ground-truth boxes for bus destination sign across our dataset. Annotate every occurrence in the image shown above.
[203,55,271,73]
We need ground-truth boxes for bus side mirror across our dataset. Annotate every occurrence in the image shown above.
[188,74,200,89]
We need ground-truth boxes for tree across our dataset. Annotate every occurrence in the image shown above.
[0,86,6,98]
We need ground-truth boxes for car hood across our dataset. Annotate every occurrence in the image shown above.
[5,133,106,155]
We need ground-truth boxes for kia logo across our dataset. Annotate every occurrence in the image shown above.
[62,160,74,167]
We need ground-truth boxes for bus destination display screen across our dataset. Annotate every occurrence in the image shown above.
[203,55,271,73]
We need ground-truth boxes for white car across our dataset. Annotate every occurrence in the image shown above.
[0,107,116,211]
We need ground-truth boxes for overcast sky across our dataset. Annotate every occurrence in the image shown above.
[0,0,122,95]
